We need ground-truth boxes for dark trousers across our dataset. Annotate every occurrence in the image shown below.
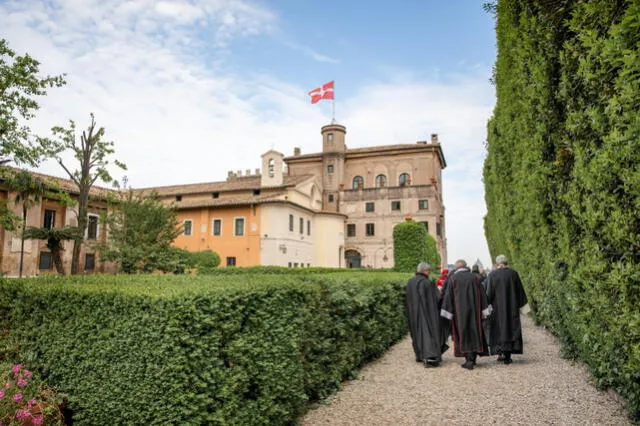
[502,351,512,360]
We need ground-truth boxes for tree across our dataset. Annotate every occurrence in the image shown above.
[98,189,181,274]
[6,171,46,277]
[50,113,125,274]
[393,219,429,273]
[0,39,66,166]
[24,226,81,275]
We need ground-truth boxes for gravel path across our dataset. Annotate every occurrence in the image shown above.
[300,314,630,425]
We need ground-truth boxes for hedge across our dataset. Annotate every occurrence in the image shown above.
[0,272,409,424]
[198,266,396,275]
[393,219,434,272]
[484,0,639,420]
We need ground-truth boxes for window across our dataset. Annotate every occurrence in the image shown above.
[419,199,429,210]
[327,133,333,142]
[268,159,275,177]
[289,214,294,231]
[176,195,182,202]
[347,224,356,237]
[39,252,53,270]
[352,176,364,189]
[299,217,304,234]
[213,219,222,236]
[399,173,411,186]
[288,262,292,268]
[226,257,236,266]
[43,209,56,229]
[327,165,334,173]
[391,201,401,211]
[183,220,193,236]
[253,189,261,195]
[307,263,310,267]
[375,174,387,188]
[307,220,311,236]
[366,223,375,236]
[85,253,96,271]
[420,221,429,232]
[212,192,219,198]
[294,262,298,268]
[365,202,375,212]
[328,194,334,202]
[234,218,245,236]
[437,222,442,237]
[87,215,99,240]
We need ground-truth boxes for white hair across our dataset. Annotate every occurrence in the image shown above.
[454,259,467,269]
[495,255,509,266]
[417,262,431,273]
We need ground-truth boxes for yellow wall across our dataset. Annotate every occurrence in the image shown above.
[174,205,261,267]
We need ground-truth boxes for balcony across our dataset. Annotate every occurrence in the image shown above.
[340,185,436,202]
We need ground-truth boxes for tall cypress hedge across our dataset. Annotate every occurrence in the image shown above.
[0,273,408,424]
[484,0,639,419]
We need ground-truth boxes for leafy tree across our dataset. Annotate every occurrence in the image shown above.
[98,189,181,274]
[23,226,81,275]
[393,219,429,273]
[6,171,46,277]
[0,39,66,166]
[50,113,126,274]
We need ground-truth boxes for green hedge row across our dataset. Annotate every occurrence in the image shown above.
[484,0,639,420]
[198,265,396,275]
[0,272,408,424]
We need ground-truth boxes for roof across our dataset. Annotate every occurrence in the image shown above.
[0,166,114,199]
[138,174,315,197]
[284,143,447,168]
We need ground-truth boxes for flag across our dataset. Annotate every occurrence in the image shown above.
[308,81,334,104]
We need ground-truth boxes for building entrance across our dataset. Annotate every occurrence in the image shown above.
[345,250,362,268]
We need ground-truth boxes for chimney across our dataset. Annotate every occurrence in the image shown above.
[246,169,251,176]
[294,147,301,156]
[430,133,439,144]
[227,171,234,178]
[255,168,260,175]
[236,169,242,176]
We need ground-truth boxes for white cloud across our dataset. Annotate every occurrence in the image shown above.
[0,0,494,267]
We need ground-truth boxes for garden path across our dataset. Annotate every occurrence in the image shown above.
[300,315,630,425]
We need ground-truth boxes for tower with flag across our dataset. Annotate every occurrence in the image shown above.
[308,80,336,123]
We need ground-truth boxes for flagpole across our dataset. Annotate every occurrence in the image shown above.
[332,80,336,124]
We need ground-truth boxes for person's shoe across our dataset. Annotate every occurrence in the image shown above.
[461,361,474,370]
[497,355,506,362]
[425,358,440,368]
[503,358,513,365]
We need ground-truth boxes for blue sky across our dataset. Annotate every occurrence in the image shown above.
[0,0,496,266]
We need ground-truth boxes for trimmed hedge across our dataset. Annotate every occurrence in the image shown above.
[199,266,396,275]
[484,0,639,420]
[0,272,408,424]
[393,219,429,272]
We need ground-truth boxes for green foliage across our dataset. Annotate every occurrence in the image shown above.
[425,234,441,269]
[0,39,66,167]
[186,250,221,270]
[484,0,639,420]
[0,272,409,424]
[24,226,81,275]
[393,220,429,272]
[197,265,396,275]
[49,113,126,275]
[99,190,182,274]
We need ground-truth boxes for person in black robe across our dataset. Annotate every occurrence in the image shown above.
[406,262,448,367]
[484,254,528,364]
[440,259,490,370]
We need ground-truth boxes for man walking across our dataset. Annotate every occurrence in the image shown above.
[440,259,490,370]
[406,262,448,367]
[485,255,528,364]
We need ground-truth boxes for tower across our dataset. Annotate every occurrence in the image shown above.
[261,150,284,187]
[321,123,346,212]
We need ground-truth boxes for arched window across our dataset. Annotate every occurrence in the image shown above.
[375,174,387,188]
[352,176,364,189]
[399,173,410,186]
[268,159,275,177]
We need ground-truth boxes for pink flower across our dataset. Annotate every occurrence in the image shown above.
[0,389,4,399]
[27,398,37,408]
[11,364,22,377]
[12,392,23,402]
[4,381,10,389]
[32,415,44,425]
[15,410,30,420]
[23,370,32,379]
[16,378,27,387]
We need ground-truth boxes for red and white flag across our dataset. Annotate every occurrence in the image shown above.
[308,81,334,104]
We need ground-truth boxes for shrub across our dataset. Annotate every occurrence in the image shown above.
[0,272,408,424]
[186,250,221,270]
[393,219,428,272]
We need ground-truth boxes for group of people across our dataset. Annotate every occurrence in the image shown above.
[405,255,528,370]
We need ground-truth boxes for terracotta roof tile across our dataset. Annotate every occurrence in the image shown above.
[0,166,114,199]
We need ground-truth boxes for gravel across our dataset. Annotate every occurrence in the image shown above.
[300,314,630,425]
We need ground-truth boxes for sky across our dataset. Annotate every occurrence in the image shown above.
[1,0,497,266]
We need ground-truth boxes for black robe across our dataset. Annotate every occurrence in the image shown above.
[406,273,448,361]
[440,269,490,357]
[485,267,528,355]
